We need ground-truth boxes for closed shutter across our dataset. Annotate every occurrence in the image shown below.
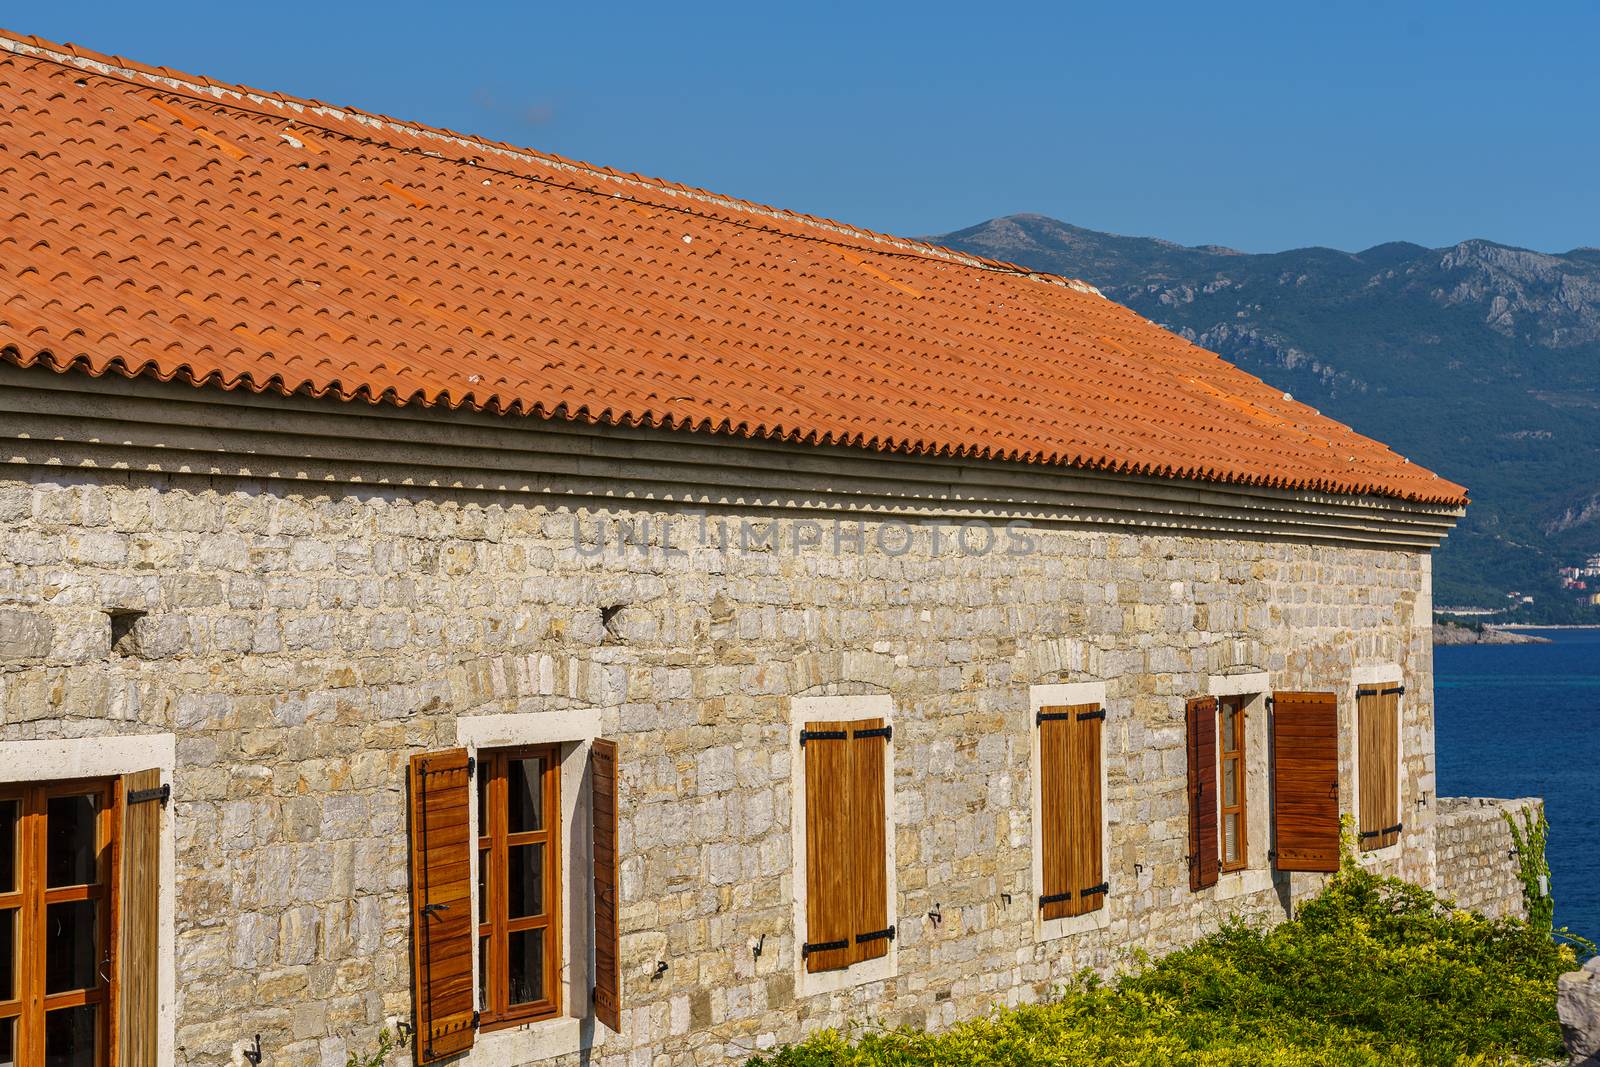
[407,750,477,1064]
[848,720,891,965]
[117,768,164,1067]
[1185,698,1219,891]
[1271,692,1340,873]
[803,721,852,973]
[1357,684,1402,851]
[1038,704,1106,920]
[590,739,622,1033]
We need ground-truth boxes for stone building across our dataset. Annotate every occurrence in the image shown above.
[0,30,1531,1067]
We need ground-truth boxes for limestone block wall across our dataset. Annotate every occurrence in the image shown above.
[1435,796,1542,921]
[0,462,1440,1067]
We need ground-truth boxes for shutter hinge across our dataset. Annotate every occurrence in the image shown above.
[801,938,849,957]
[1384,686,1406,696]
[1036,710,1070,725]
[1383,821,1403,836]
[1358,828,1381,840]
[1265,696,1275,709]
[127,783,171,806]
[855,925,895,944]
[1038,891,1073,907]
[1076,707,1106,721]
[472,1010,480,1029]
[466,756,476,777]
[1080,882,1109,898]
[853,725,892,741]
[799,729,848,747]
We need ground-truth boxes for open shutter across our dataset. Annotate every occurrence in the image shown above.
[1038,704,1105,920]
[802,722,853,973]
[590,739,622,1033]
[1185,698,1219,890]
[408,750,476,1064]
[1271,692,1340,873]
[117,769,164,1067]
[848,720,891,964]
[1357,684,1403,850]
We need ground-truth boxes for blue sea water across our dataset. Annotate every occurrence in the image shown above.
[1435,627,1600,939]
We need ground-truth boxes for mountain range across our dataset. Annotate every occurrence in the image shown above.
[928,215,1600,620]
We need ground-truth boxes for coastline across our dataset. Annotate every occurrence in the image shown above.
[1433,622,1551,646]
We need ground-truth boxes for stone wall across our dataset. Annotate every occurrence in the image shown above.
[1434,796,1542,921]
[0,458,1445,1067]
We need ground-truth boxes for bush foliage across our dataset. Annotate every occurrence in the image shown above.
[748,856,1584,1067]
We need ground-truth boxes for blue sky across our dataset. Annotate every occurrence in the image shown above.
[9,1,1597,254]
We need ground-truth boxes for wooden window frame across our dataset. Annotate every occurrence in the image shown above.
[0,776,121,1067]
[475,746,562,1032]
[1217,698,1248,874]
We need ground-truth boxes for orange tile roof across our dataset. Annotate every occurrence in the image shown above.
[0,30,1467,507]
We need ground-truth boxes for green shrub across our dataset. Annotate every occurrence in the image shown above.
[747,857,1581,1067]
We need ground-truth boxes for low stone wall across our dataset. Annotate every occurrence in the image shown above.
[1435,797,1542,920]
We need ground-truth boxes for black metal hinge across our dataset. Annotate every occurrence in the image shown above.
[1080,882,1109,898]
[1357,686,1406,698]
[801,938,849,957]
[466,756,476,777]
[1036,711,1070,725]
[1265,696,1275,709]
[127,784,170,806]
[1039,891,1073,907]
[1076,708,1106,721]
[799,729,848,746]
[854,726,892,741]
[856,925,895,944]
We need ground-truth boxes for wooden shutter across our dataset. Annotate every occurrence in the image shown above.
[1357,684,1402,850]
[848,720,891,965]
[802,721,853,973]
[590,739,622,1033]
[117,769,164,1067]
[408,750,476,1064]
[1185,698,1220,891]
[1271,692,1340,873]
[1038,704,1106,920]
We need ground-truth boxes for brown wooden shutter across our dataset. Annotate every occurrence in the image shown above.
[802,721,853,973]
[848,720,891,965]
[1185,698,1220,891]
[1357,684,1402,851]
[407,750,477,1064]
[1038,704,1105,920]
[1271,692,1341,873]
[117,768,164,1067]
[590,738,622,1033]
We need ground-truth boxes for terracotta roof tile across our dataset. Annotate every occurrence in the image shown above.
[0,29,1467,506]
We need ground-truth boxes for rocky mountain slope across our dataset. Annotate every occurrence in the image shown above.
[929,216,1600,616]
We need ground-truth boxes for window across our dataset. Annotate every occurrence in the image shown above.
[1030,682,1109,938]
[475,747,561,1029]
[0,778,116,1067]
[1356,683,1403,851]
[1218,698,1248,873]
[1270,691,1340,873]
[789,695,897,997]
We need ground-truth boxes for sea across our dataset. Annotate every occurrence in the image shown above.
[1435,627,1600,940]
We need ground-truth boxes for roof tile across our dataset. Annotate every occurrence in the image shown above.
[0,30,1467,506]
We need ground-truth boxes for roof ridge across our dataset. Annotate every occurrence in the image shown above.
[0,26,1101,295]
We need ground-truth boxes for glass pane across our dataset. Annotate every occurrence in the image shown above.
[508,844,545,918]
[506,757,545,833]
[1,1016,14,1067]
[478,936,489,1013]
[476,769,488,836]
[1222,760,1237,806]
[478,848,488,924]
[46,795,101,888]
[1224,814,1241,864]
[0,908,13,1002]
[1221,707,1236,750]
[45,900,99,994]
[508,929,545,1005]
[0,799,17,893]
[44,1003,97,1067]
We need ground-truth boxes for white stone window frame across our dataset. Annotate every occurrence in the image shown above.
[1028,682,1113,943]
[455,709,609,1066]
[0,734,178,1065]
[1350,663,1406,864]
[1206,673,1275,901]
[788,694,898,999]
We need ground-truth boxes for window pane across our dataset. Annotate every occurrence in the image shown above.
[0,799,17,893]
[478,848,489,925]
[478,936,489,1013]
[45,900,100,995]
[507,929,545,1005]
[1221,707,1236,750]
[43,1003,97,1067]
[507,845,545,919]
[506,757,546,833]
[0,908,13,1002]
[46,795,101,888]
[1222,760,1237,807]
[1224,814,1241,864]
[476,769,488,836]
[1,1016,14,1067]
